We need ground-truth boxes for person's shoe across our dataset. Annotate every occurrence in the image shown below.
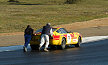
[44,48,49,52]
[23,46,27,52]
[39,46,42,51]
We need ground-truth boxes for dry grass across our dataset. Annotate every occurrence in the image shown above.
[0,0,108,33]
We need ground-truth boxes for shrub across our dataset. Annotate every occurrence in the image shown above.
[65,0,81,4]
[8,0,19,2]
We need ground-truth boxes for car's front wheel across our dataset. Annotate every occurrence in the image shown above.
[74,36,81,47]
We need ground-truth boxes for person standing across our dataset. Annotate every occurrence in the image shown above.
[23,25,34,52]
[39,23,53,52]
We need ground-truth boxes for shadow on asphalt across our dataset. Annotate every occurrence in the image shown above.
[28,39,108,53]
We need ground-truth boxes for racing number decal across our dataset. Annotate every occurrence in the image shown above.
[67,34,71,43]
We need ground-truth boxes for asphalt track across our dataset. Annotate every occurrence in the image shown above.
[0,39,108,65]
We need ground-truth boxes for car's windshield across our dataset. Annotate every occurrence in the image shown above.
[35,28,57,33]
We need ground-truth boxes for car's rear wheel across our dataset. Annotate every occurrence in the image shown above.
[30,45,39,50]
[57,38,66,50]
[74,36,81,47]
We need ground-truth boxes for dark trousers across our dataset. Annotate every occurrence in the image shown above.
[24,34,31,47]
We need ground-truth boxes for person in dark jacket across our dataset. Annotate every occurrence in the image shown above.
[39,23,53,52]
[23,25,34,52]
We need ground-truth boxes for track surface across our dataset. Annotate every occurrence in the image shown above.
[0,39,108,65]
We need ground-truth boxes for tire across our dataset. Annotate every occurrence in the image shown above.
[30,45,39,50]
[58,38,66,50]
[75,36,81,47]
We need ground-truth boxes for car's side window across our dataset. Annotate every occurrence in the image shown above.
[56,29,62,33]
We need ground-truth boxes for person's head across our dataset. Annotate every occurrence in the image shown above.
[27,25,31,28]
[46,23,51,26]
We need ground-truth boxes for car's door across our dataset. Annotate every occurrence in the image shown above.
[60,28,72,44]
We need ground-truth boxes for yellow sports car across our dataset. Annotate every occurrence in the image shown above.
[30,27,82,50]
